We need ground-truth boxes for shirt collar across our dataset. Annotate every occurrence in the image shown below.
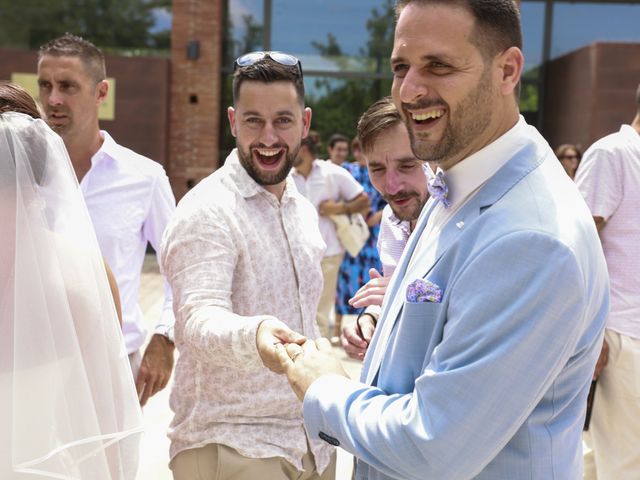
[620,124,640,142]
[226,148,298,203]
[388,210,412,236]
[442,115,528,209]
[90,130,118,165]
[291,158,322,179]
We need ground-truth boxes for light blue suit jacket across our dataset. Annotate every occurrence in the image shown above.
[303,126,609,479]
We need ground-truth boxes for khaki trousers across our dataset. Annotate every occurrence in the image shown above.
[316,254,343,338]
[583,329,640,479]
[170,443,336,480]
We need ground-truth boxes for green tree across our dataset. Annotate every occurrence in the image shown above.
[0,0,171,54]
[237,14,263,56]
[311,33,342,57]
[307,0,395,153]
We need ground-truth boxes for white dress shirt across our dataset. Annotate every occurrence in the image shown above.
[411,116,530,267]
[160,150,333,472]
[81,131,176,353]
[292,159,364,257]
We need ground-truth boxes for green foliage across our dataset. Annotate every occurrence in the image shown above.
[307,78,392,156]
[520,66,541,113]
[361,0,395,73]
[0,0,171,53]
[306,0,395,155]
[519,83,539,112]
[238,14,263,55]
[311,33,343,57]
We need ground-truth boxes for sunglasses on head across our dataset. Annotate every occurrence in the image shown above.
[233,51,303,76]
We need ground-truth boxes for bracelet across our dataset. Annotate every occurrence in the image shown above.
[355,310,378,339]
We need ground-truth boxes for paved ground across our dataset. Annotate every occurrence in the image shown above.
[136,255,361,479]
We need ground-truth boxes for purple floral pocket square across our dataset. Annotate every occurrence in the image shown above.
[406,278,442,303]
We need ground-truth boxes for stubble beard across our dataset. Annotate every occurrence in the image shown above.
[407,67,494,164]
[237,143,300,186]
[386,192,427,222]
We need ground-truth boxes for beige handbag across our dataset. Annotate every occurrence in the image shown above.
[324,166,370,257]
[330,211,370,257]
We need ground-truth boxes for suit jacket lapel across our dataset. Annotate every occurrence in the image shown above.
[362,200,437,383]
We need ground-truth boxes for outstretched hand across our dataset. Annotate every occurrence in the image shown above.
[349,268,389,309]
[256,318,307,374]
[274,338,349,401]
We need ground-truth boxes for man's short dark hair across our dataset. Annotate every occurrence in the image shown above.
[39,33,106,84]
[301,130,322,157]
[635,83,640,111]
[357,96,402,153]
[395,0,522,61]
[328,133,349,150]
[232,57,305,106]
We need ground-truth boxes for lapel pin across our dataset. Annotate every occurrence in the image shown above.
[456,221,465,229]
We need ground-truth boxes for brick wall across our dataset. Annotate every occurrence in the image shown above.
[168,0,224,200]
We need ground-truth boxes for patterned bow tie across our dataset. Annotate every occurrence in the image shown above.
[427,170,451,208]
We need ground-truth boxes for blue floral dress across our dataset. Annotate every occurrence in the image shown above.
[335,162,386,315]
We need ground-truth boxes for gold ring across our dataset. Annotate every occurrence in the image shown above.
[290,350,304,362]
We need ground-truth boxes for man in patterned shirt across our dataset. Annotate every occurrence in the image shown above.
[160,52,336,480]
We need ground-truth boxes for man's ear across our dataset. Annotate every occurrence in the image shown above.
[227,106,237,137]
[96,79,109,105]
[301,107,312,138]
[496,46,524,96]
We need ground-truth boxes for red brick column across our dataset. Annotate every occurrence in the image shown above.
[169,0,224,200]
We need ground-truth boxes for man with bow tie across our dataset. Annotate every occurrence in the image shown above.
[258,1,609,478]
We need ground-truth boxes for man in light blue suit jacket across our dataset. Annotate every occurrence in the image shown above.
[257,1,609,478]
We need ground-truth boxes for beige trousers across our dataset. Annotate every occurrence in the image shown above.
[316,254,343,338]
[583,329,640,479]
[170,443,336,480]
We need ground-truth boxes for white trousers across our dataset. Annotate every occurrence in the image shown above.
[583,329,640,479]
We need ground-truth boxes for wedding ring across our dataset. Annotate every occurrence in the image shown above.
[290,350,304,362]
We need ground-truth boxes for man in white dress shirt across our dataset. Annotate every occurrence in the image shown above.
[291,131,370,339]
[37,33,176,408]
[161,51,335,480]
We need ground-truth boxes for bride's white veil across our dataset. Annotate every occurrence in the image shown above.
[0,111,143,479]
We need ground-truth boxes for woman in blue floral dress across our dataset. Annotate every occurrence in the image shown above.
[333,139,386,339]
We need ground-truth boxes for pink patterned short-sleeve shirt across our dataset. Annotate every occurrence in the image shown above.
[160,150,333,472]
